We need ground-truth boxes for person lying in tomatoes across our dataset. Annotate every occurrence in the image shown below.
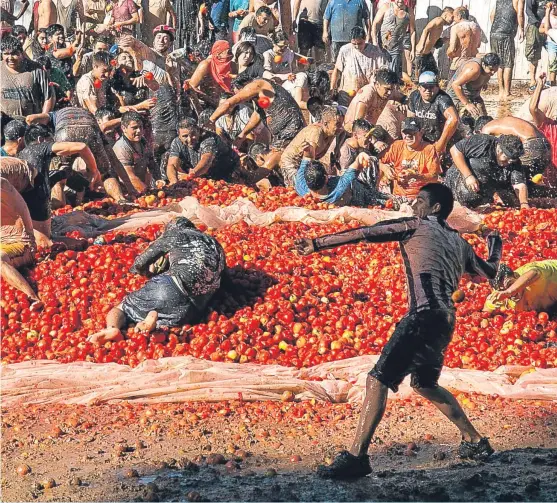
[87,217,226,345]
[484,260,557,315]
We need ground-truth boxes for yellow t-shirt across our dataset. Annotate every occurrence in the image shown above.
[513,260,557,312]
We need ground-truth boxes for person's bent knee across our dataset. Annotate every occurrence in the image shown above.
[367,368,397,392]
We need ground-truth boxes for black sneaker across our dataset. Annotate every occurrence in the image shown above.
[317,450,372,479]
[458,437,494,460]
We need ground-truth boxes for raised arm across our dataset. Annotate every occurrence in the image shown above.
[465,231,502,279]
[529,73,548,127]
[210,80,265,122]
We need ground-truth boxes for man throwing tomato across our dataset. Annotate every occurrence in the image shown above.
[294,183,502,479]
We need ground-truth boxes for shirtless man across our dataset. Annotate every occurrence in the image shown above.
[447,53,501,119]
[447,7,482,79]
[343,68,406,133]
[413,7,454,81]
[481,116,551,180]
[279,106,344,186]
[37,0,57,29]
[0,177,40,304]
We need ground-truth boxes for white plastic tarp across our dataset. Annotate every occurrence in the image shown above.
[52,197,483,238]
[2,356,555,407]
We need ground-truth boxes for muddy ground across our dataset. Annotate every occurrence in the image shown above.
[2,394,557,502]
[2,88,556,503]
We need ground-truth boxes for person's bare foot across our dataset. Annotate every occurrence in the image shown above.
[30,299,44,311]
[55,236,88,251]
[135,311,158,333]
[87,327,123,345]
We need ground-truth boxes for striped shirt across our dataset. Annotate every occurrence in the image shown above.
[314,216,502,312]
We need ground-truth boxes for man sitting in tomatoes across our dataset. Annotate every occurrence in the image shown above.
[87,217,226,345]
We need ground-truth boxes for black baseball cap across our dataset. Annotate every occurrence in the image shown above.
[401,118,422,134]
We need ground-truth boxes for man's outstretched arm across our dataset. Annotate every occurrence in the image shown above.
[295,217,420,254]
[465,231,502,279]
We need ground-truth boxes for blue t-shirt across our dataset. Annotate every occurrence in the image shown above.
[230,0,249,31]
[295,158,357,203]
[0,146,8,157]
[324,0,369,43]
[211,0,229,28]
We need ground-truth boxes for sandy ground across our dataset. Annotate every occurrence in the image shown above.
[2,394,557,502]
[2,85,556,503]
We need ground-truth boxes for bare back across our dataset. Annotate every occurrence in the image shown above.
[417,17,445,55]
[481,117,542,141]
[450,20,481,70]
[0,177,35,247]
[37,0,57,29]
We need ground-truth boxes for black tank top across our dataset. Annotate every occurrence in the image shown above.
[491,0,518,37]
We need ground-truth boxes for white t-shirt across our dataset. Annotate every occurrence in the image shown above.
[335,43,389,93]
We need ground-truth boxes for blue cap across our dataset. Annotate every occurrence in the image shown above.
[109,44,119,55]
[418,71,438,85]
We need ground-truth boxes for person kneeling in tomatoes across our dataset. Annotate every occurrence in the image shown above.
[294,183,502,479]
[87,218,226,345]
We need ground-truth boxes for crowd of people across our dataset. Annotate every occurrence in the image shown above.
[0,1,556,298]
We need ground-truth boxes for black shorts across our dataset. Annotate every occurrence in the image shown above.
[369,309,456,392]
[412,53,438,82]
[490,35,515,68]
[121,274,212,328]
[298,20,325,53]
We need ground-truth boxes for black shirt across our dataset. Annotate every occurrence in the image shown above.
[168,130,239,180]
[18,142,55,220]
[491,0,518,37]
[455,134,526,186]
[239,55,265,80]
[408,89,455,143]
[130,219,226,296]
[526,0,546,26]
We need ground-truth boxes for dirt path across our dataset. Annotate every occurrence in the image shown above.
[2,395,556,502]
